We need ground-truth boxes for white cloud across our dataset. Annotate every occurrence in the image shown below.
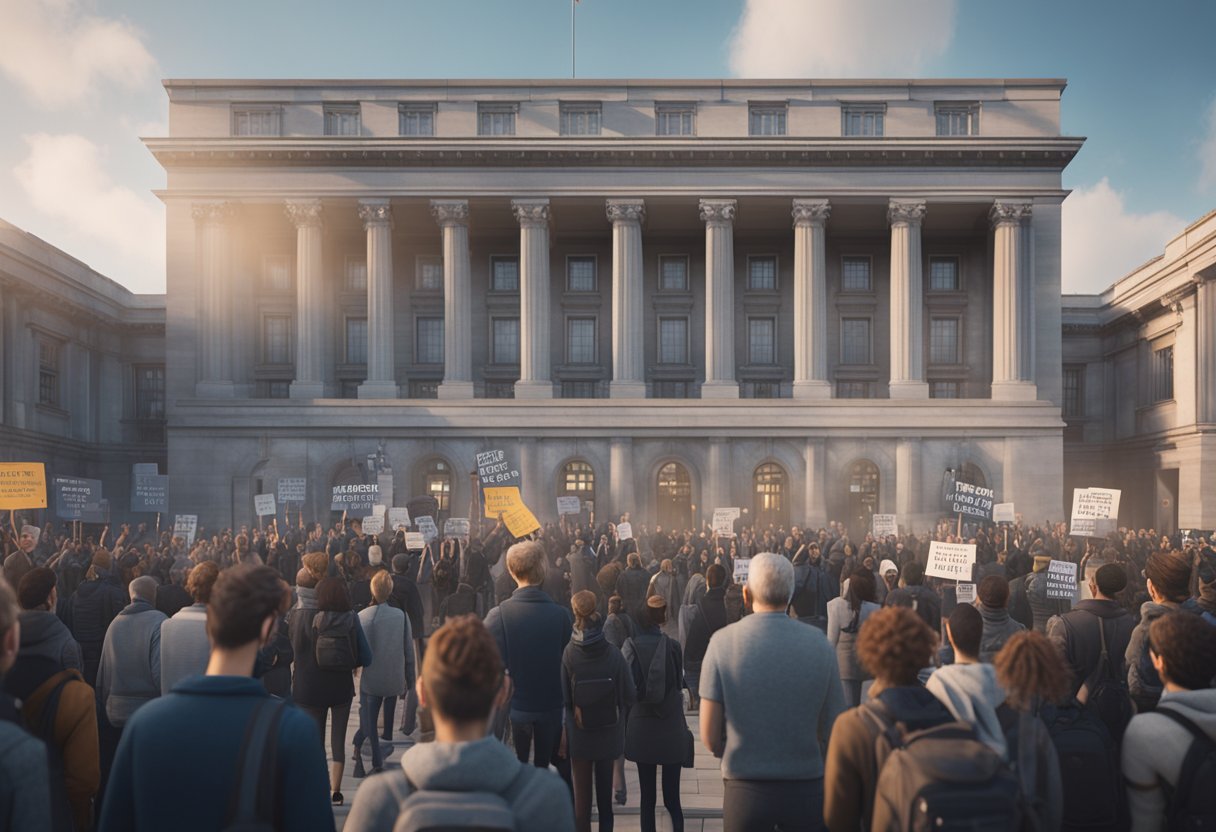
[728,0,957,77]
[14,133,163,291]
[1199,97,1216,191]
[1062,178,1185,294]
[0,0,156,108]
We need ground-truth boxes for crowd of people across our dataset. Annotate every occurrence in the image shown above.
[1,506,1214,831]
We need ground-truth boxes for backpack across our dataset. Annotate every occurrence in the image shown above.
[624,634,669,707]
[562,654,620,731]
[1040,702,1128,832]
[1156,706,1216,832]
[1067,613,1135,745]
[222,698,286,832]
[864,701,1027,832]
[313,611,358,671]
[393,766,529,832]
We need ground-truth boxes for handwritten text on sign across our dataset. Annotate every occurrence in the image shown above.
[1045,560,1079,600]
[925,541,978,580]
[476,449,521,488]
[951,483,994,520]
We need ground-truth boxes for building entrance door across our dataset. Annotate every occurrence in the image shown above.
[847,460,880,537]
[657,462,692,531]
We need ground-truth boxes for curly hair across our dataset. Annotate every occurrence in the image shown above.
[423,614,503,721]
[187,561,220,604]
[857,606,938,686]
[994,631,1071,711]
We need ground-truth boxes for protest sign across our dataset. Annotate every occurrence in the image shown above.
[1045,560,1079,600]
[387,508,411,530]
[476,449,521,489]
[501,502,541,538]
[277,478,306,503]
[330,482,379,513]
[556,496,582,516]
[925,541,978,581]
[131,474,168,514]
[712,508,740,537]
[370,504,386,519]
[1070,487,1121,537]
[416,515,439,542]
[872,514,898,537]
[404,531,426,550]
[956,582,977,605]
[53,477,103,521]
[361,514,384,536]
[254,494,277,517]
[132,463,159,477]
[444,517,470,538]
[733,557,751,583]
[483,486,522,519]
[173,515,198,546]
[617,521,633,541]
[992,503,1016,524]
[950,483,994,520]
[0,463,47,510]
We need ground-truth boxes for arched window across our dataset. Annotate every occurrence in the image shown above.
[753,462,787,528]
[960,462,987,490]
[424,459,451,513]
[657,462,692,530]
[559,461,595,512]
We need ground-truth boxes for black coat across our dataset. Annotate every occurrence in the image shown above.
[622,629,686,766]
[684,587,728,666]
[1046,599,1134,697]
[63,573,127,687]
[562,637,636,761]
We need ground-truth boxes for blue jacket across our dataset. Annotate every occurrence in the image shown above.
[98,675,333,832]
[484,586,572,716]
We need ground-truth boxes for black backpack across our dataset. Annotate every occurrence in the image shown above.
[313,611,358,671]
[1156,706,1216,832]
[1040,702,1128,831]
[562,654,620,731]
[223,698,287,832]
[1067,613,1135,745]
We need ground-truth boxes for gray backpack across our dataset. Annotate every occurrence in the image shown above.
[392,767,529,832]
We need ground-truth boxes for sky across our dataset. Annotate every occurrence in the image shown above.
[0,0,1213,296]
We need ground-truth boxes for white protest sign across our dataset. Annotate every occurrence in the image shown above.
[925,541,978,581]
[387,507,411,530]
[1045,560,1079,600]
[956,582,977,605]
[404,531,426,551]
[556,496,582,516]
[617,521,633,541]
[1070,487,1122,537]
[993,503,1016,524]
[733,557,752,583]
[872,514,897,537]
[712,508,740,537]
[416,515,439,542]
[370,504,386,518]
[277,478,306,503]
[173,515,198,546]
[362,514,385,536]
[444,517,470,538]
[254,494,277,517]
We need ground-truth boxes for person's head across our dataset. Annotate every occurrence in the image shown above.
[392,553,410,575]
[627,552,641,569]
[295,568,317,589]
[879,559,899,587]
[858,606,937,688]
[901,561,925,587]
[301,551,328,583]
[977,575,1010,610]
[419,615,504,727]
[706,563,726,589]
[0,577,19,674]
[744,552,795,612]
[315,577,352,612]
[1145,550,1191,604]
[845,567,877,611]
[18,527,38,554]
[17,567,57,611]
[661,558,673,574]
[505,541,546,587]
[946,603,984,661]
[1148,611,1216,692]
[572,590,600,631]
[344,549,363,571]
[370,570,393,605]
[129,575,158,604]
[994,631,1071,711]
[645,595,667,627]
[1090,562,1128,601]
[367,544,383,568]
[235,533,248,551]
[206,564,288,653]
[187,561,220,604]
[608,594,623,616]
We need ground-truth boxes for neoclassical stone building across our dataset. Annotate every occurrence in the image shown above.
[144,78,1081,532]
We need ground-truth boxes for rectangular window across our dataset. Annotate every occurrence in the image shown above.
[416,256,443,291]
[936,104,979,136]
[658,317,689,365]
[345,318,368,365]
[748,318,776,365]
[561,381,600,398]
[134,365,165,419]
[836,381,871,399]
[747,256,778,291]
[263,255,291,291]
[484,381,516,399]
[344,257,367,292]
[264,380,290,400]
[653,381,690,399]
[655,103,695,136]
[840,256,872,292]
[232,106,281,137]
[930,381,959,399]
[566,318,597,364]
[742,381,782,399]
[840,318,872,365]
[415,317,444,365]
[566,256,597,292]
[409,380,439,399]
[478,103,517,136]
[749,104,787,136]
[1062,367,1083,418]
[490,256,519,292]
[262,316,291,364]
[399,103,436,137]
[659,255,689,291]
[37,339,59,407]
[842,105,885,137]
[928,256,960,291]
[560,103,602,136]
[492,317,520,365]
[929,318,960,365]
[323,104,361,137]
[1153,346,1174,402]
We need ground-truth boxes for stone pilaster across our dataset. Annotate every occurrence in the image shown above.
[193,201,238,398]
[284,199,326,399]
[609,436,634,520]
[606,199,647,398]
[888,199,929,399]
[431,200,474,399]
[512,199,554,399]
[792,199,832,399]
[895,437,920,526]
[707,437,732,519]
[803,437,826,528]
[357,199,397,399]
[991,200,1037,401]
[699,199,739,399]
[1197,273,1216,424]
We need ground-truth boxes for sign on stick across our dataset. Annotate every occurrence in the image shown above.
[925,541,978,581]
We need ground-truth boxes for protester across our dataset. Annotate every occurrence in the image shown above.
[617,552,650,621]
[64,550,127,688]
[352,570,408,778]
[97,576,165,730]
[827,567,880,707]
[158,561,218,694]
[153,561,191,619]
[789,543,837,632]
[388,552,425,737]
[977,575,1025,662]
[700,552,845,832]
[683,563,728,711]
[1125,550,1192,712]
[97,564,333,831]
[1,574,54,831]
[16,567,82,672]
[882,561,940,631]
[927,604,1006,756]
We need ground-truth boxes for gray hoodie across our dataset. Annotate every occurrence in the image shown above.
[343,735,574,831]
[926,662,1008,758]
[1122,688,1216,832]
[17,609,82,672]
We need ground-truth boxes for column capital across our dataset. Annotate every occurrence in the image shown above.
[989,200,1033,227]
[284,199,323,229]
[792,198,831,228]
[193,201,238,225]
[605,199,646,225]
[429,199,469,227]
[357,199,393,229]
[511,198,551,227]
[887,199,926,227]
[699,198,736,224]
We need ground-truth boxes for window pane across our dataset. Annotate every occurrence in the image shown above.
[417,256,444,291]
[567,318,596,364]
[233,108,280,137]
[1062,367,1082,418]
[840,318,871,364]
[561,381,599,398]
[416,317,444,364]
[563,462,595,493]
[262,316,291,364]
[749,108,786,136]
[345,258,367,292]
[658,318,688,364]
[478,108,516,136]
[400,106,435,136]
[653,381,689,399]
[491,257,519,291]
[567,257,596,292]
[324,107,360,136]
[135,366,166,419]
[929,257,959,291]
[485,381,516,399]
[748,318,775,365]
[843,109,883,137]
[561,106,601,136]
[929,318,960,365]
[266,380,290,399]
[493,318,520,364]
[930,381,959,399]
[656,107,694,136]
[1154,346,1174,401]
[346,318,368,364]
[936,108,977,136]
[410,381,439,399]
[659,256,688,291]
[841,256,872,291]
[748,256,777,290]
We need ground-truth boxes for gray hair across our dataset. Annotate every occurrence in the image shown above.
[129,575,158,603]
[747,552,795,607]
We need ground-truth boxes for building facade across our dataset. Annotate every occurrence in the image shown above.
[143,78,1081,532]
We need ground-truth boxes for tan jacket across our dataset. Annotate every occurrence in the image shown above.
[23,669,99,831]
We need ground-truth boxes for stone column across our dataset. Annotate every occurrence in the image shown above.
[512,199,553,399]
[991,200,1037,400]
[284,199,326,399]
[708,437,732,520]
[607,199,647,398]
[895,437,920,526]
[431,200,474,399]
[700,199,739,398]
[193,202,238,398]
[803,437,826,528]
[888,199,929,399]
[792,199,832,399]
[1197,274,1216,424]
[609,437,634,520]
[357,199,397,398]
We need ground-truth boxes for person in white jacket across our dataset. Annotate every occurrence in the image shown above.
[926,603,1007,758]
[353,570,411,777]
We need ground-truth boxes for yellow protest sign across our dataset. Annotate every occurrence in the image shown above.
[0,463,48,510]
[483,486,541,537]
[484,486,520,519]
[502,502,541,538]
